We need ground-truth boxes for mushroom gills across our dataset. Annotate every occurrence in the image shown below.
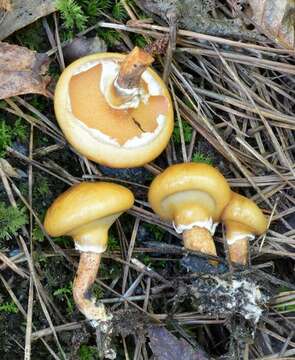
[69,62,168,146]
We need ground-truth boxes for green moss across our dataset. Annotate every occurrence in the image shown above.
[131,33,147,48]
[0,302,19,314]
[96,28,121,46]
[112,1,128,21]
[0,203,27,241]
[92,283,104,300]
[108,232,120,250]
[172,121,193,144]
[56,0,88,37]
[32,225,45,243]
[0,118,28,157]
[81,0,112,16]
[79,345,100,360]
[0,122,13,158]
[192,151,213,165]
[53,282,75,314]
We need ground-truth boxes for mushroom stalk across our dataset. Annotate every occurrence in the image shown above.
[115,47,154,91]
[183,227,217,257]
[227,238,248,265]
[221,192,268,266]
[73,252,106,321]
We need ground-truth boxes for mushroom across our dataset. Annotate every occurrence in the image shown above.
[148,163,231,259]
[54,46,174,168]
[221,192,268,265]
[44,182,134,321]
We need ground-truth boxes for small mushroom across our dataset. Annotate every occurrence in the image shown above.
[148,163,231,259]
[221,192,268,265]
[54,46,174,168]
[44,182,134,321]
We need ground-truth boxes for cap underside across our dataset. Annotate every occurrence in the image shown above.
[69,64,168,145]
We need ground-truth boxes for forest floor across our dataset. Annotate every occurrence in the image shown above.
[0,1,295,359]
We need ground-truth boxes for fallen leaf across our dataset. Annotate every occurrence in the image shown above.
[148,326,209,360]
[0,42,51,99]
[0,0,56,40]
[247,0,295,49]
[0,0,11,11]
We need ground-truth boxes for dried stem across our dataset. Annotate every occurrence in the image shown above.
[116,46,154,90]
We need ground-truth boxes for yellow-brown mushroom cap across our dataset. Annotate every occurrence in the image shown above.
[221,192,268,235]
[54,52,174,168]
[44,182,134,237]
[148,163,231,223]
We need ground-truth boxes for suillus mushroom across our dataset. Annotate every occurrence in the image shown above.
[54,46,174,168]
[44,182,134,321]
[148,163,231,259]
[221,192,268,265]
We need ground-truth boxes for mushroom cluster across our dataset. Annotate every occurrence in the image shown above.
[54,47,174,168]
[43,166,267,323]
[148,163,268,266]
[44,45,268,335]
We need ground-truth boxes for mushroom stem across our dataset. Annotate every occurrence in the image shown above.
[115,47,154,90]
[183,227,217,257]
[227,238,248,265]
[73,252,106,321]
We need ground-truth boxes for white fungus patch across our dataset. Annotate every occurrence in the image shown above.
[173,218,218,235]
[74,242,106,254]
[227,233,255,245]
[191,276,266,324]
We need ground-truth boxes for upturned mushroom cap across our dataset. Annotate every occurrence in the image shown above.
[54,51,174,168]
[221,192,268,238]
[148,163,231,227]
[44,182,134,253]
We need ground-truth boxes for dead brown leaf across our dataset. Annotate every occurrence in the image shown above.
[248,0,295,49]
[0,42,51,99]
[0,0,11,11]
[0,0,55,40]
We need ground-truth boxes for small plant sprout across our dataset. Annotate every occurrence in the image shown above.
[54,46,174,167]
[44,182,134,322]
[221,192,268,265]
[148,163,231,260]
